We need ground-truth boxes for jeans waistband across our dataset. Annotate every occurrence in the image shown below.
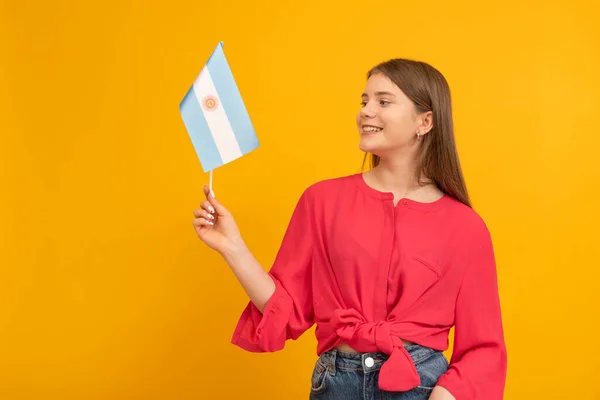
[318,345,439,375]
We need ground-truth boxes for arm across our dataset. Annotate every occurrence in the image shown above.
[230,190,315,352]
[222,244,276,313]
[194,185,277,313]
[430,386,456,400]
[435,230,507,400]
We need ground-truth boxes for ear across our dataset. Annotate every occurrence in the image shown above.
[416,111,434,135]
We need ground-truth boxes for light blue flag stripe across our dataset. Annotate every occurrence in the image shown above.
[179,86,223,172]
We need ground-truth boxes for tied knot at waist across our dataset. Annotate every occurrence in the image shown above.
[330,308,421,392]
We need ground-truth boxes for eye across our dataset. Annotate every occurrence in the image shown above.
[379,100,390,106]
[360,101,367,107]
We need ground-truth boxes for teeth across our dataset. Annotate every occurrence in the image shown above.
[363,126,382,132]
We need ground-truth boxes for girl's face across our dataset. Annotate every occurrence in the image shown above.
[356,73,423,158]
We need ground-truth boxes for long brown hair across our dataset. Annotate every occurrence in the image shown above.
[361,59,471,207]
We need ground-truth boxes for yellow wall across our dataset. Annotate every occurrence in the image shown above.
[1,0,599,398]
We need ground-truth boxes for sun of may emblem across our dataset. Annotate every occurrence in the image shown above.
[202,95,218,111]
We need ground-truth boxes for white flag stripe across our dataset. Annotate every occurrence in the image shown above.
[193,67,243,164]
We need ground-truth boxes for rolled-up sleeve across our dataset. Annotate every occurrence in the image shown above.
[231,190,315,352]
[436,231,507,399]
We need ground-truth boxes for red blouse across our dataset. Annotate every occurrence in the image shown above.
[231,173,507,399]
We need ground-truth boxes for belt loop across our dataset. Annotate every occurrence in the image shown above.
[328,350,337,376]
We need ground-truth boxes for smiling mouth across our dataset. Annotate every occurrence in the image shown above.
[361,126,383,134]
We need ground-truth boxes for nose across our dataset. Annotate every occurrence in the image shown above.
[360,102,376,119]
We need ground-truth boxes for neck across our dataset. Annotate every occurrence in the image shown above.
[371,156,423,194]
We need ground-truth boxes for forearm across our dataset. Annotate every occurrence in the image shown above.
[222,243,276,314]
[430,385,456,400]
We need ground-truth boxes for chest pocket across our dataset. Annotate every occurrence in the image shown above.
[391,256,440,312]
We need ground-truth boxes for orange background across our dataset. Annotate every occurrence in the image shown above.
[1,0,599,398]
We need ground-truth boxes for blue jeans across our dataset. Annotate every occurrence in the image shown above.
[309,345,449,400]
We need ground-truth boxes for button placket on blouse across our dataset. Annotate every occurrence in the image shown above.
[372,200,396,321]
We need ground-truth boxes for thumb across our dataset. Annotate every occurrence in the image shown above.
[203,185,228,215]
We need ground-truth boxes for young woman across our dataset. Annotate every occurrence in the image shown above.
[192,59,507,400]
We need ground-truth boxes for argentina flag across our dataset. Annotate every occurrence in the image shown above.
[179,42,259,174]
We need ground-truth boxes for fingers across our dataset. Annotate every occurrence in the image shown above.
[193,207,215,222]
[203,184,215,199]
[203,185,228,216]
[200,200,216,215]
[192,216,214,227]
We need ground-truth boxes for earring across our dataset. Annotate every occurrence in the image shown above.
[417,130,421,140]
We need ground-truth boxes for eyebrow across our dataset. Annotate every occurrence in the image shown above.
[361,91,396,97]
